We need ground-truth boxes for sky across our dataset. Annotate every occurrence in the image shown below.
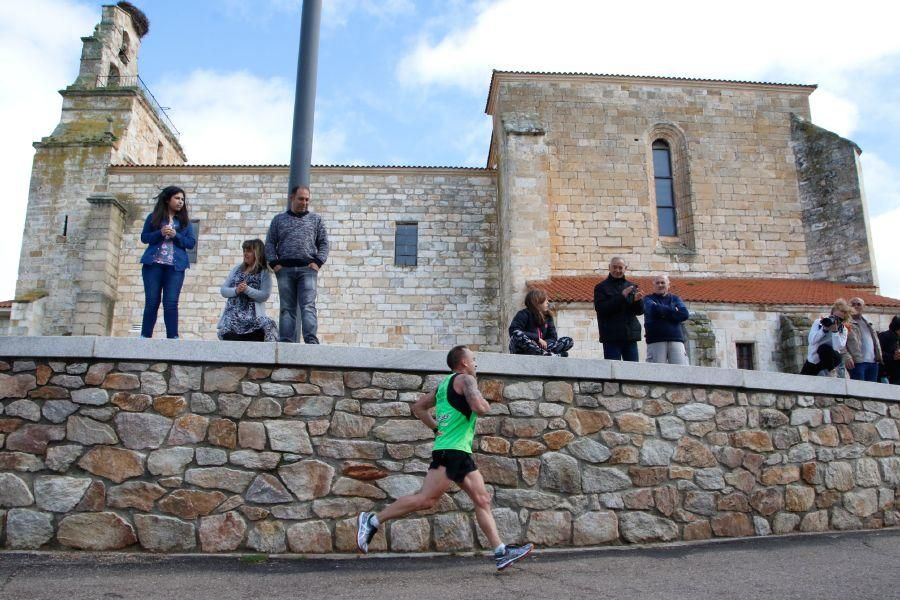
[2,0,900,303]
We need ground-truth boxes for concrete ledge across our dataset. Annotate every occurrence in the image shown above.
[0,336,95,358]
[2,336,899,402]
[612,360,743,388]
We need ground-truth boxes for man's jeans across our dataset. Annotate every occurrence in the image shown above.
[141,264,185,338]
[849,361,879,382]
[602,341,639,362]
[276,266,318,343]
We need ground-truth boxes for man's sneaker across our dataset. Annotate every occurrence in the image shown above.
[495,543,534,570]
[304,335,320,344]
[357,512,378,553]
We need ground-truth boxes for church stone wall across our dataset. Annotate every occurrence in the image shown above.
[489,76,815,279]
[106,167,500,350]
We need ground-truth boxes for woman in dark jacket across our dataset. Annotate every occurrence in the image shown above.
[139,186,196,339]
[879,316,900,384]
[508,289,574,356]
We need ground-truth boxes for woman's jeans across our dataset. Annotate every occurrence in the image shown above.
[141,264,185,338]
[276,266,318,343]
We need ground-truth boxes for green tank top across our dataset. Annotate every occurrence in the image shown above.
[432,373,477,453]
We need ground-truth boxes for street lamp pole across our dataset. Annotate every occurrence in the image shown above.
[287,0,322,207]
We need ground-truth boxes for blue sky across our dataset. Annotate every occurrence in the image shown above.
[2,0,900,302]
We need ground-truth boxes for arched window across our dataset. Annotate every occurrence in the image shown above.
[107,64,121,87]
[652,140,677,236]
[119,30,131,64]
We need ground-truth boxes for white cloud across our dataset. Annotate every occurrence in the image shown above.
[860,153,900,217]
[809,91,859,139]
[871,207,900,299]
[0,0,95,301]
[157,70,347,165]
[398,0,900,94]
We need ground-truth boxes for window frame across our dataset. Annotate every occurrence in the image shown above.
[394,221,418,267]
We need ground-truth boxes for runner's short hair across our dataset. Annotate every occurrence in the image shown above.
[447,345,469,370]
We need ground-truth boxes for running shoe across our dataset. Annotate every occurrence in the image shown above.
[357,511,378,553]
[495,543,534,570]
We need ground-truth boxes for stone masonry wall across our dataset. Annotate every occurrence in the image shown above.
[791,116,876,286]
[0,345,897,554]
[107,167,500,350]
[490,75,815,279]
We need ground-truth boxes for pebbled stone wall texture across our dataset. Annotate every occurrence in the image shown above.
[0,357,897,554]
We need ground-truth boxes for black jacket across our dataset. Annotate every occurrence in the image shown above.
[509,308,559,342]
[593,275,644,343]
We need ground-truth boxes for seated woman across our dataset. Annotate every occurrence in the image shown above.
[508,289,574,357]
[800,299,851,377]
[217,239,278,342]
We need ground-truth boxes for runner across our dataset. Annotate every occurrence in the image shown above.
[356,345,533,570]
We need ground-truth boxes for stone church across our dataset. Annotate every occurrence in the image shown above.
[8,2,900,372]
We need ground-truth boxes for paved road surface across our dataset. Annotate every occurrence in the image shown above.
[1,529,898,600]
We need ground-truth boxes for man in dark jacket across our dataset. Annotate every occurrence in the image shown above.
[593,257,644,361]
[643,274,690,364]
[265,186,330,344]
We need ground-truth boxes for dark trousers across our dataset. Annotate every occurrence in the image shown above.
[849,362,879,382]
[141,263,185,338]
[221,329,266,342]
[603,341,639,361]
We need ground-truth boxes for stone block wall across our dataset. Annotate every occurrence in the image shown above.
[0,341,897,554]
[488,74,816,279]
[107,167,501,350]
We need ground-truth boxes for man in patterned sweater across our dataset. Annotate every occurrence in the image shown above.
[264,185,329,344]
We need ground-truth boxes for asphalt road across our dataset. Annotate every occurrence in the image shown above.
[1,529,898,600]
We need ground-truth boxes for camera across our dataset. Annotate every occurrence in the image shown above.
[820,316,842,331]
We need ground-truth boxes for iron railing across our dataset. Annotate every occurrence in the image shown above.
[95,75,180,136]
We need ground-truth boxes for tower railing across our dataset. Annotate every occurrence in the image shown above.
[94,75,180,136]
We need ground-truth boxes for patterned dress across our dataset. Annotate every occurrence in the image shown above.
[217,269,278,341]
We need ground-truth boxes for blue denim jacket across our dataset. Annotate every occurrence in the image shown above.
[139,213,196,271]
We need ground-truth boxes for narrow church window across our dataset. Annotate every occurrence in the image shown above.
[736,342,755,370]
[394,222,418,266]
[156,142,164,165]
[119,30,131,64]
[186,220,200,264]
[107,64,121,87]
[653,140,677,236]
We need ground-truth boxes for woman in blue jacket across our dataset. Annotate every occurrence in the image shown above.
[643,274,690,364]
[508,289,574,356]
[139,186,195,338]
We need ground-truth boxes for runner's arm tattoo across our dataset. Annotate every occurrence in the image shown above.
[460,374,490,416]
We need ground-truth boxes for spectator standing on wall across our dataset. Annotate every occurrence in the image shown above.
[265,185,329,344]
[844,297,883,382]
[878,316,900,384]
[800,299,851,377]
[508,289,574,357]
[593,257,644,361]
[643,274,690,365]
[139,186,195,339]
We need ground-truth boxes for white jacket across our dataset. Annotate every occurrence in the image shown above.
[217,265,272,331]
[806,317,848,364]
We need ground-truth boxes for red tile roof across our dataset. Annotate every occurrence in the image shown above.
[527,276,900,308]
[0,300,11,309]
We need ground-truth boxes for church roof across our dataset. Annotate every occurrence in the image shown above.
[485,70,817,114]
[527,276,900,308]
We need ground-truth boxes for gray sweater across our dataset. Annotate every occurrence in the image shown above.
[264,210,329,268]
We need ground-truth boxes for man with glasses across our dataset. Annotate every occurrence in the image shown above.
[593,257,644,361]
[643,274,690,364]
[844,297,883,382]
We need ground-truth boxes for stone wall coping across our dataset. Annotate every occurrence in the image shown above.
[2,336,898,402]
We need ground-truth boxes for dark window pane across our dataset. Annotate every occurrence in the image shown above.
[394,223,418,266]
[657,208,677,236]
[655,180,674,207]
[653,148,672,177]
[736,343,755,370]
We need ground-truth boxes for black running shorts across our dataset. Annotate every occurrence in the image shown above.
[429,449,477,484]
